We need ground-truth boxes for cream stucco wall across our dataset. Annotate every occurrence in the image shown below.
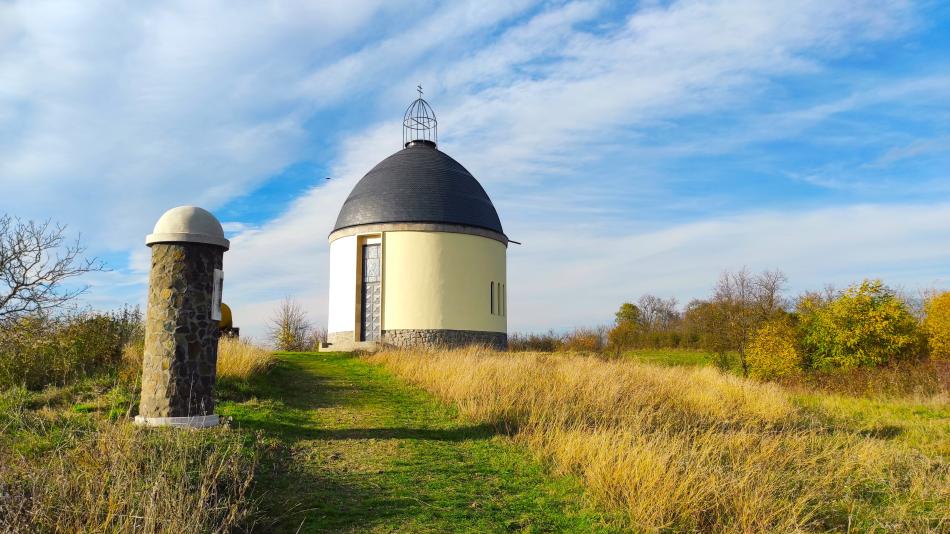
[327,235,356,334]
[327,230,507,339]
[382,231,506,333]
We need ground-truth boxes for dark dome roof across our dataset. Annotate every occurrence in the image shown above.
[333,142,504,235]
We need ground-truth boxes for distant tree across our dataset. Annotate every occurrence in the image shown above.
[754,270,788,316]
[609,302,643,355]
[799,280,920,370]
[0,215,105,323]
[607,321,640,355]
[683,299,733,370]
[923,291,950,361]
[615,302,642,326]
[305,326,329,351]
[706,268,789,375]
[637,295,679,330]
[268,297,311,352]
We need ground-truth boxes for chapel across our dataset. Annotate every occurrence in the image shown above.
[325,93,508,350]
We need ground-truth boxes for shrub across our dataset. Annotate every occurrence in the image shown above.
[799,280,920,371]
[784,359,950,398]
[508,331,560,352]
[607,321,640,354]
[268,297,311,351]
[559,327,605,352]
[746,320,801,379]
[923,291,950,361]
[0,309,142,389]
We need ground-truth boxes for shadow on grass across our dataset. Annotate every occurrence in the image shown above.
[251,444,394,533]
[219,359,348,411]
[858,424,904,440]
[223,353,512,532]
[244,419,500,442]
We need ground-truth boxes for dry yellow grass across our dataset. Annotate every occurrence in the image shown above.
[367,347,950,533]
[0,421,258,532]
[217,337,276,380]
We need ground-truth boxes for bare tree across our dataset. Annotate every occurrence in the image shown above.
[305,326,328,351]
[754,269,788,315]
[268,297,312,351]
[711,267,788,375]
[637,294,680,330]
[0,215,106,322]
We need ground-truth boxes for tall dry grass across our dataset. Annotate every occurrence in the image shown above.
[217,337,276,380]
[119,337,276,384]
[367,347,950,533]
[0,421,259,532]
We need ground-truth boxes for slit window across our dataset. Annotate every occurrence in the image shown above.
[490,282,494,315]
[501,283,505,316]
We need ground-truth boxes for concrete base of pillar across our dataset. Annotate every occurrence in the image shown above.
[134,414,221,428]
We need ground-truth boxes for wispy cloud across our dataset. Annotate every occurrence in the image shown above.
[1,0,947,338]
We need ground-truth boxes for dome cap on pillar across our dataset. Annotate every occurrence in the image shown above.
[146,206,230,250]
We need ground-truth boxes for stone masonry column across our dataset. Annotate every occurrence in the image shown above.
[135,206,230,428]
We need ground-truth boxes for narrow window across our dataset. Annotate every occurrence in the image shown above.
[490,281,494,315]
[502,283,505,316]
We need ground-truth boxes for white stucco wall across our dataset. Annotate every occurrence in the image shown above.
[327,235,356,334]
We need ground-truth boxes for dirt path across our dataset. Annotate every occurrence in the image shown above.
[219,352,609,533]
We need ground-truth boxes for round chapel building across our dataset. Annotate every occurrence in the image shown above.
[325,96,508,351]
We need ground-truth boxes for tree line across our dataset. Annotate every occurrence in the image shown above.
[514,268,950,380]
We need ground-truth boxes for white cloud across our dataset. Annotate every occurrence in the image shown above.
[3,0,944,340]
[215,0,934,338]
[507,202,950,331]
[0,0,396,248]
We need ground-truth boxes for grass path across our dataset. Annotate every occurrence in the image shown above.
[218,352,610,533]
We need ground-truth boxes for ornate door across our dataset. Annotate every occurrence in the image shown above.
[360,243,381,341]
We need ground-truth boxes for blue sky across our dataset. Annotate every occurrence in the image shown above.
[1,0,949,339]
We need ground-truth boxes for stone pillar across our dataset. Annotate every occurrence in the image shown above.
[135,206,230,428]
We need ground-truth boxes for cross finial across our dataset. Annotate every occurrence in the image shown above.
[417,84,423,98]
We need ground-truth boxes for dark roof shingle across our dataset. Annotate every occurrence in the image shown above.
[333,143,504,235]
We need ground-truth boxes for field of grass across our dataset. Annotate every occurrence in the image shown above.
[3,345,948,532]
[218,352,613,532]
[0,378,261,532]
[0,337,279,532]
[368,347,950,532]
[620,347,735,368]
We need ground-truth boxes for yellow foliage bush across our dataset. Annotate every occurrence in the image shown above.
[799,280,919,370]
[924,291,950,361]
[747,320,801,379]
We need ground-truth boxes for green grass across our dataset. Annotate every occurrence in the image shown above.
[794,391,950,459]
[218,352,614,533]
[619,347,742,370]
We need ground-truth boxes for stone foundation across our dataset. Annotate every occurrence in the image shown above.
[324,329,507,351]
[139,243,222,418]
[383,329,507,350]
